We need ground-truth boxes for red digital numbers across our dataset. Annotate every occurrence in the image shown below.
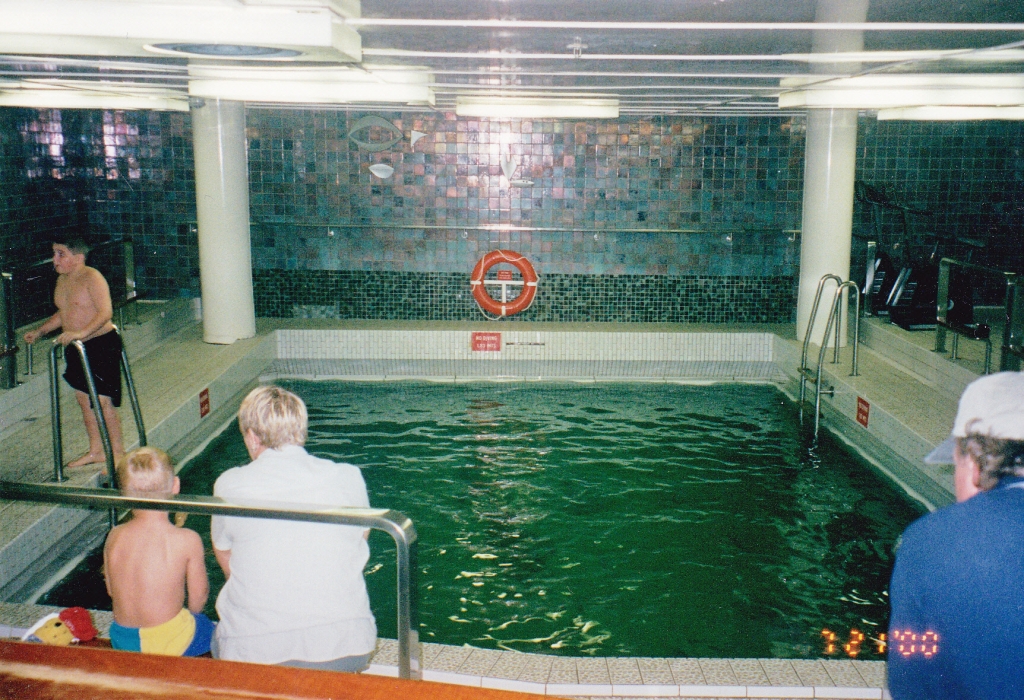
[891,629,940,658]
[822,628,888,657]
[844,629,865,657]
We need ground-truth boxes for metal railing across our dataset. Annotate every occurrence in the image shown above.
[0,480,421,680]
[49,326,147,485]
[1,271,16,389]
[799,274,861,439]
[935,258,1021,372]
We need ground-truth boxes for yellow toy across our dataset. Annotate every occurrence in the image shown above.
[21,607,98,646]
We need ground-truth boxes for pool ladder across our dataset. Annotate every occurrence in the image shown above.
[47,326,146,497]
[799,275,861,439]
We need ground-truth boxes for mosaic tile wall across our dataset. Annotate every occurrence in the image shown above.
[1,107,1022,324]
[245,110,803,322]
[247,112,805,270]
[852,120,1024,292]
[255,270,794,323]
[0,109,84,261]
[0,108,198,300]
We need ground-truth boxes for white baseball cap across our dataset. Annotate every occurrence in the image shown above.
[925,372,1024,464]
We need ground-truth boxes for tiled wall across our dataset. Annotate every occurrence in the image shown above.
[275,328,776,362]
[852,120,1024,294]
[247,112,804,270]
[266,328,782,382]
[1,107,1022,324]
[255,270,794,323]
[247,111,803,322]
[0,108,198,300]
[0,110,83,260]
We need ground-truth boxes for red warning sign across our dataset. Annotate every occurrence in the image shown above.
[856,397,870,428]
[472,332,502,352]
[199,388,211,418]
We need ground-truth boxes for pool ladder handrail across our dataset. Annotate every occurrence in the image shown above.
[799,275,861,439]
[0,479,421,681]
[48,325,147,487]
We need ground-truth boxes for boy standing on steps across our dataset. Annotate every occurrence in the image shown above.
[104,447,214,656]
[23,236,124,470]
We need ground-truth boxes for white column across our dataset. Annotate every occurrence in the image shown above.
[796,0,869,345]
[191,98,256,344]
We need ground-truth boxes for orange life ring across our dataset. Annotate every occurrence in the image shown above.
[470,250,539,317]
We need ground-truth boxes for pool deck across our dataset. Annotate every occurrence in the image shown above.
[0,305,994,699]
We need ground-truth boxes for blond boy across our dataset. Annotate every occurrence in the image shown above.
[103,447,214,656]
[24,237,124,469]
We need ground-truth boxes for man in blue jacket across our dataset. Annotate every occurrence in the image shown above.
[888,372,1024,699]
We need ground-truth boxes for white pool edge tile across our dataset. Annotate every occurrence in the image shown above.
[814,688,883,699]
[748,686,814,698]
[610,683,681,697]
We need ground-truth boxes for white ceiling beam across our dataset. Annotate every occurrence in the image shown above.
[0,0,361,62]
[877,106,1024,120]
[0,80,188,110]
[362,48,1024,64]
[345,19,1024,32]
[188,65,434,105]
[780,74,1024,108]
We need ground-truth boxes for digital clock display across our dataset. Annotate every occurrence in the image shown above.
[821,628,888,657]
[821,628,940,658]
[891,629,940,658]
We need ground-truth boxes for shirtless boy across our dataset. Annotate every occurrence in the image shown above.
[104,447,214,656]
[23,237,124,469]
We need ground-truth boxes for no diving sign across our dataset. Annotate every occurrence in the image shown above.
[856,397,870,428]
[199,388,211,418]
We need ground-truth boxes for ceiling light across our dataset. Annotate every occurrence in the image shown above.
[455,96,619,118]
[0,79,188,110]
[187,66,435,106]
[877,106,1024,120]
[780,74,1024,109]
[0,87,187,111]
[149,43,302,58]
[0,0,360,63]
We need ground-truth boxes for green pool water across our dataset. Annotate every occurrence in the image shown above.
[42,381,924,659]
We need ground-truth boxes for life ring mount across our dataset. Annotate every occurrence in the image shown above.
[470,250,538,318]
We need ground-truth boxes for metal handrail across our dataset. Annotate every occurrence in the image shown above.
[799,274,843,377]
[50,326,147,485]
[935,258,1020,372]
[1,271,15,389]
[799,275,861,439]
[0,480,421,681]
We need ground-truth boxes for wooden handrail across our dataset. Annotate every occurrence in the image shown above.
[0,641,545,700]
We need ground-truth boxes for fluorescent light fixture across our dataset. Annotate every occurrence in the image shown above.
[779,74,1024,109]
[188,66,434,105]
[878,106,1024,120]
[0,82,188,110]
[0,0,360,62]
[456,96,619,118]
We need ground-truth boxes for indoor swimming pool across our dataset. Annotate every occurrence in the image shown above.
[42,380,924,659]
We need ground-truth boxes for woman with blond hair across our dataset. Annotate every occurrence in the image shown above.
[210,385,377,671]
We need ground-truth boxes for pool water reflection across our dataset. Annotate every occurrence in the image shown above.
[42,381,924,658]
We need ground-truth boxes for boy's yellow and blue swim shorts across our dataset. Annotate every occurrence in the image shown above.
[109,609,214,656]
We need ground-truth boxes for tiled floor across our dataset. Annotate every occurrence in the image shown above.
[1,313,980,699]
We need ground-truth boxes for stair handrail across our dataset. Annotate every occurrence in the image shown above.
[50,325,146,485]
[935,257,1020,372]
[800,275,862,438]
[809,280,861,436]
[0,480,421,681]
[800,274,843,375]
